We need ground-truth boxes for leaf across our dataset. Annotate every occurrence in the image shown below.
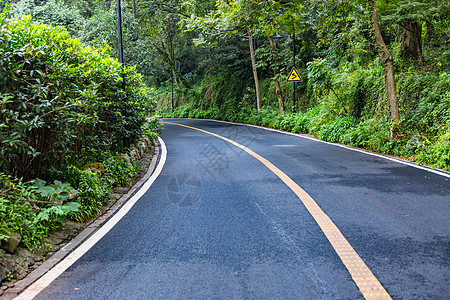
[32,178,46,188]
[61,202,81,214]
[36,186,56,197]
[57,191,70,201]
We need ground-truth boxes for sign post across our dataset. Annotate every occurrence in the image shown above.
[289,33,299,112]
[117,0,129,148]
[287,57,302,113]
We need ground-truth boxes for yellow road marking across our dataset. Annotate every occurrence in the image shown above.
[164,121,391,300]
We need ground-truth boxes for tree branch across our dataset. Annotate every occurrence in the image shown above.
[38,103,81,119]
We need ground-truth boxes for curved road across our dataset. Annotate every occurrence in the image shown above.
[19,119,449,299]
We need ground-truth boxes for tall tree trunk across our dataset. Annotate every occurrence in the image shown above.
[131,0,136,19]
[268,36,285,113]
[248,28,261,110]
[370,0,401,140]
[401,19,425,65]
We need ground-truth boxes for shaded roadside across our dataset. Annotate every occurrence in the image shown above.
[0,140,160,299]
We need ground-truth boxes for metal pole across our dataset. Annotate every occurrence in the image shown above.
[117,0,129,148]
[253,36,258,109]
[171,69,174,113]
[117,0,124,80]
[292,33,296,113]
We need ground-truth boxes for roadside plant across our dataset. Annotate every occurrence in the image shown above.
[319,117,357,143]
[103,155,140,187]
[32,179,80,223]
[142,116,164,136]
[66,167,110,222]
[415,131,450,170]
[0,173,79,249]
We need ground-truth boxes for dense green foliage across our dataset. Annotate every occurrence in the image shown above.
[0,173,80,249]
[0,10,154,179]
[0,2,160,256]
[0,148,142,249]
[8,0,446,170]
[9,0,84,35]
[155,0,448,171]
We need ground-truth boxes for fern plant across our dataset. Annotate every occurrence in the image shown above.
[67,167,110,222]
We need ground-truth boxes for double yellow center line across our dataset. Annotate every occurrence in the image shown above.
[165,121,391,300]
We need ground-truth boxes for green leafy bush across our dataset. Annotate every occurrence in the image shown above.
[399,71,450,134]
[103,156,139,187]
[35,202,81,224]
[204,107,221,119]
[415,131,450,170]
[66,167,110,222]
[259,107,279,127]
[172,103,194,118]
[319,117,357,143]
[341,119,390,150]
[246,109,263,125]
[0,12,154,179]
[279,114,297,132]
[0,173,80,249]
[142,116,164,135]
[0,174,48,249]
[32,179,80,223]
[10,0,84,35]
[292,112,311,134]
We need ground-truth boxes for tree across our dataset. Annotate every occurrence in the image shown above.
[382,0,450,65]
[139,0,193,89]
[189,0,267,109]
[302,0,402,139]
[9,0,84,35]
[268,35,284,112]
[247,28,261,110]
[0,13,153,178]
[370,0,400,140]
[185,0,305,111]
[77,2,153,84]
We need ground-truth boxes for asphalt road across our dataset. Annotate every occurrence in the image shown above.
[29,119,449,299]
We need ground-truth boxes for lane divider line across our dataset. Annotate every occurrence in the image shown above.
[15,137,168,300]
[164,121,391,300]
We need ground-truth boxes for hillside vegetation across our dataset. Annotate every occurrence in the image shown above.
[155,0,449,171]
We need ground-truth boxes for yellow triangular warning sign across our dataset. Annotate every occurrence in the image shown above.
[287,67,302,82]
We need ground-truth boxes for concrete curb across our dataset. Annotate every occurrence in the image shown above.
[1,141,161,300]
